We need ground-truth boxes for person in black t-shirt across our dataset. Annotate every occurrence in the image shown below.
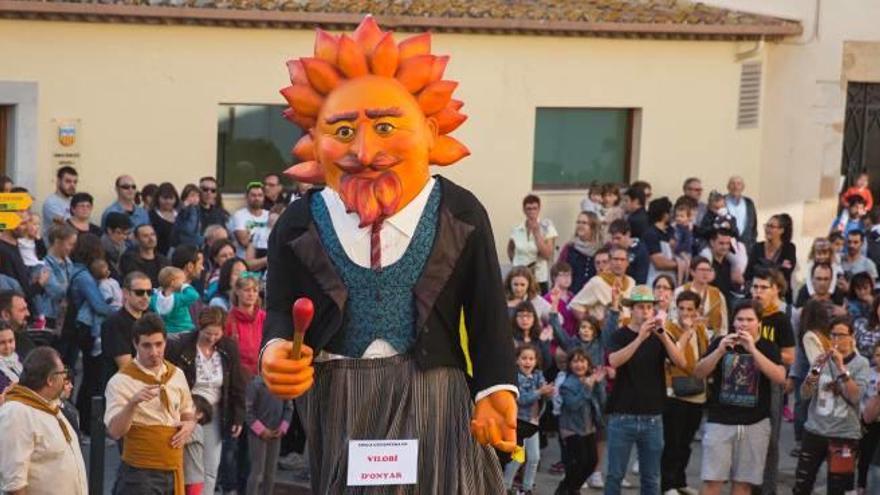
[749,267,796,495]
[694,300,785,494]
[118,224,169,288]
[605,285,687,495]
[99,271,152,388]
[624,187,650,240]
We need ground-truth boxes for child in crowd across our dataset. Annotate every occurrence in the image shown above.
[544,263,576,337]
[20,215,48,328]
[91,258,122,311]
[59,372,81,440]
[18,214,46,268]
[832,195,868,237]
[504,344,553,495]
[672,199,695,285]
[548,299,611,489]
[150,266,200,334]
[830,231,846,256]
[554,349,605,495]
[512,301,552,371]
[185,394,212,495]
[246,374,292,495]
[580,183,604,217]
[599,183,624,241]
[841,172,873,212]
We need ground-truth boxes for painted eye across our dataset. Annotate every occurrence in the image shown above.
[374,122,395,135]
[335,126,355,140]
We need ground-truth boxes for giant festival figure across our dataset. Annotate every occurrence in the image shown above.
[259,15,519,493]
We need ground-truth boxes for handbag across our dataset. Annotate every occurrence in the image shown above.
[671,376,705,398]
[828,440,857,475]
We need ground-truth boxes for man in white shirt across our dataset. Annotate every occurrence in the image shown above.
[231,182,268,256]
[42,166,78,237]
[0,347,88,495]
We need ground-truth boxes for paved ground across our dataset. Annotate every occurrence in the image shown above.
[84,419,827,494]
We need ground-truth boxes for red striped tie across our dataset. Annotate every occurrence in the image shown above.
[370,221,382,271]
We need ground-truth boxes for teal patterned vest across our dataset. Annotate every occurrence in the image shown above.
[311,183,441,357]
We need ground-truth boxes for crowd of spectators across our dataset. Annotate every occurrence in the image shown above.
[4,165,880,495]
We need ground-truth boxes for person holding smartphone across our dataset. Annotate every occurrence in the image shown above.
[604,285,688,495]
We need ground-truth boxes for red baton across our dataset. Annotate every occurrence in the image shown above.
[291,297,314,360]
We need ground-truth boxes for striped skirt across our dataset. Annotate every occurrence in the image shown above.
[298,354,504,494]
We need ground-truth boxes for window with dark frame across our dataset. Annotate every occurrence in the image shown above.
[216,104,302,193]
[532,107,633,190]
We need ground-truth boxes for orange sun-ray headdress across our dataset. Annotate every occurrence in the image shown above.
[280,16,469,183]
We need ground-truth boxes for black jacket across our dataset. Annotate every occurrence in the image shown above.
[166,331,246,430]
[262,176,516,397]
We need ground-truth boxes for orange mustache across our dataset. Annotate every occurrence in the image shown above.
[339,171,402,227]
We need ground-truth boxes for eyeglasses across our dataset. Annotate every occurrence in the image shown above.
[765,223,781,229]
[201,186,217,193]
[129,289,151,297]
[654,285,673,291]
[830,333,851,339]
[118,184,137,190]
[51,367,70,378]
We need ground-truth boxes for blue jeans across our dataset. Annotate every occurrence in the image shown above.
[605,414,663,495]
[503,431,540,490]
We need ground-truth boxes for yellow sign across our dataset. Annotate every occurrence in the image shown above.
[0,213,23,231]
[0,193,32,212]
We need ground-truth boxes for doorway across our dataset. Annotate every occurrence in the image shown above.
[841,82,880,202]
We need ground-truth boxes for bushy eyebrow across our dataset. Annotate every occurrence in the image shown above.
[365,107,402,119]
[325,111,358,125]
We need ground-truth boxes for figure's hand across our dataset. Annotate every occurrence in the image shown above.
[470,390,517,453]
[230,424,243,438]
[261,341,314,399]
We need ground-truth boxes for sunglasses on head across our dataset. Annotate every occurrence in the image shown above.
[247,181,264,189]
[239,271,262,280]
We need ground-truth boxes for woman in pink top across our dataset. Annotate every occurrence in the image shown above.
[225,276,265,381]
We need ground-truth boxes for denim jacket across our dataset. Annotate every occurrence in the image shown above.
[173,205,204,248]
[551,313,608,408]
[516,369,547,424]
[36,254,71,320]
[69,264,114,354]
[558,372,603,436]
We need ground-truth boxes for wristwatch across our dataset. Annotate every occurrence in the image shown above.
[837,370,852,382]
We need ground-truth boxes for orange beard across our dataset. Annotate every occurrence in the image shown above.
[339,171,403,227]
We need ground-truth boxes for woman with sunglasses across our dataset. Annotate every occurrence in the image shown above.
[167,306,245,495]
[747,213,797,303]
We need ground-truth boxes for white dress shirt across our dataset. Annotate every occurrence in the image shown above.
[0,397,88,494]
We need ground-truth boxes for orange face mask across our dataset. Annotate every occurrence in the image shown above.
[280,16,469,226]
